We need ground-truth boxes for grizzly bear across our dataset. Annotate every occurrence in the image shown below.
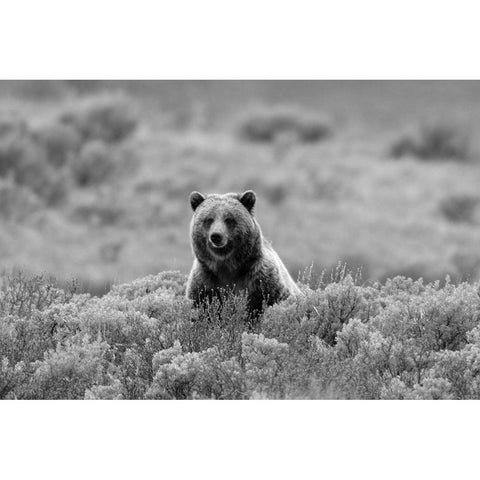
[186,190,302,315]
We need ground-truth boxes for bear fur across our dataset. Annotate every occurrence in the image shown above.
[185,190,302,315]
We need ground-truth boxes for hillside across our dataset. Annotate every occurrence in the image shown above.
[1,268,480,400]
[2,81,480,294]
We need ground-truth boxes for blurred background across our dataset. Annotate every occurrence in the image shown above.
[1,80,480,294]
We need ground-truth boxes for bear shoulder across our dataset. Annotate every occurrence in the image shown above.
[256,241,303,298]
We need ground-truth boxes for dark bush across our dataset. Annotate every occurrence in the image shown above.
[0,130,39,177]
[263,181,289,205]
[0,178,40,221]
[0,131,67,205]
[71,141,117,187]
[440,194,479,223]
[60,93,138,144]
[32,121,83,168]
[72,198,125,226]
[237,105,332,144]
[390,123,470,161]
[0,114,28,139]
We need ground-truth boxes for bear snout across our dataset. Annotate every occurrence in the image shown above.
[209,232,226,247]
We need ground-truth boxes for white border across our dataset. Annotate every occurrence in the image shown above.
[1,1,479,478]
[1,401,477,480]
[1,0,479,78]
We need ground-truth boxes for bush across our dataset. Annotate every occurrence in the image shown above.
[0,271,74,317]
[71,141,118,187]
[0,114,28,139]
[110,271,187,300]
[0,272,77,398]
[146,345,244,399]
[32,121,83,168]
[236,105,332,144]
[3,269,480,399]
[72,196,125,226]
[243,173,291,205]
[390,123,470,161]
[0,130,67,205]
[242,333,289,398]
[0,177,40,221]
[451,252,480,282]
[19,339,111,399]
[440,194,479,223]
[0,95,140,211]
[60,93,138,144]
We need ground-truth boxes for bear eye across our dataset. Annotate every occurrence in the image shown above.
[203,217,214,226]
[225,217,236,227]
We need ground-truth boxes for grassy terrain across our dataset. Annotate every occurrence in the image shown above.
[2,268,480,399]
[2,81,480,293]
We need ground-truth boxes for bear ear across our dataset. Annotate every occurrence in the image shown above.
[190,191,205,211]
[239,190,256,212]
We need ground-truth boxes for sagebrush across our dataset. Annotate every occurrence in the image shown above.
[1,268,480,399]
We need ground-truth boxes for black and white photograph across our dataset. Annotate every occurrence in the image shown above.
[3,79,480,400]
[1,1,479,478]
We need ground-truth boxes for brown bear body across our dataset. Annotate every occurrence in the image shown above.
[186,190,302,315]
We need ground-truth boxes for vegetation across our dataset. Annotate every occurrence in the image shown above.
[1,267,480,399]
[2,81,480,294]
[390,123,471,161]
[236,104,332,144]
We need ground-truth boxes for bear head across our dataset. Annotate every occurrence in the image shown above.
[189,190,262,273]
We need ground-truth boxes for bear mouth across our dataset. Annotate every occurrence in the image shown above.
[208,241,231,257]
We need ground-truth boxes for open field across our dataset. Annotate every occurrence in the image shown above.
[2,81,480,293]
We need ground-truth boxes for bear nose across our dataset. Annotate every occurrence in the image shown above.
[210,233,224,246]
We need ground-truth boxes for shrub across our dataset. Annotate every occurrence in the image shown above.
[0,357,26,399]
[242,333,289,398]
[0,177,40,221]
[0,95,139,210]
[236,105,332,144]
[60,93,138,144]
[381,328,480,400]
[32,121,83,168]
[3,269,480,399]
[439,194,479,223]
[451,252,480,282]
[146,345,244,399]
[0,114,28,139]
[308,273,375,345]
[110,271,187,300]
[390,123,470,161]
[0,130,41,178]
[0,131,67,205]
[263,181,289,205]
[177,289,250,357]
[19,339,111,399]
[71,141,118,187]
[72,198,125,226]
[85,379,124,399]
[0,273,77,398]
[0,271,74,317]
